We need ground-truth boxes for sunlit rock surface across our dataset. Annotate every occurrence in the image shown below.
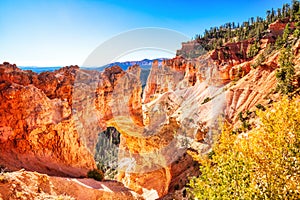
[0,18,298,198]
[0,169,143,200]
[0,63,95,177]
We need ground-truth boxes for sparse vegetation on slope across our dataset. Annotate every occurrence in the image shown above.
[194,0,300,52]
[187,1,300,199]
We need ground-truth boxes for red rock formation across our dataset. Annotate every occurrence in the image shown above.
[269,18,290,36]
[0,169,143,200]
[210,40,249,66]
[91,65,143,128]
[0,51,281,198]
[0,62,145,178]
[143,58,189,104]
[127,65,143,126]
[225,67,277,123]
[0,17,297,199]
[0,63,95,177]
[94,66,126,123]
[123,21,298,198]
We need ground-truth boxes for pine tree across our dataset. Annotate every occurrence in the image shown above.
[266,10,271,23]
[283,23,291,42]
[275,35,285,49]
[292,0,300,21]
[277,8,282,18]
[276,46,295,95]
[271,8,276,22]
[247,40,260,58]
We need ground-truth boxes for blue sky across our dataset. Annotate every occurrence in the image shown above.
[0,0,290,66]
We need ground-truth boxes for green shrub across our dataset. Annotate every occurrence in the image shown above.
[174,184,180,190]
[87,169,104,181]
[275,35,285,49]
[201,97,212,105]
[293,28,300,38]
[255,103,266,111]
[251,53,266,69]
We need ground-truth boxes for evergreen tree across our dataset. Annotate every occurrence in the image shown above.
[277,8,282,18]
[266,10,271,22]
[292,0,300,20]
[271,8,276,22]
[283,23,291,42]
[247,41,260,58]
[276,46,295,95]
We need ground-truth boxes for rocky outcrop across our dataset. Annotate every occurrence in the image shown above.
[225,56,279,124]
[0,63,78,106]
[121,24,299,198]
[0,46,285,199]
[0,169,143,200]
[115,57,228,197]
[0,62,145,179]
[0,63,95,177]
[0,62,149,199]
[269,18,290,36]
[210,40,249,65]
[142,59,186,104]
[143,39,256,104]
[176,41,206,59]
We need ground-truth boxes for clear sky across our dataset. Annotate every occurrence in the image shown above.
[0,0,290,66]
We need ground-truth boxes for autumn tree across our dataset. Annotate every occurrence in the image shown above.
[189,97,300,199]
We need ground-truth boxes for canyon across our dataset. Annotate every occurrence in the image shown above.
[0,19,300,199]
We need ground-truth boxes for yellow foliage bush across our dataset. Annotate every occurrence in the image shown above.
[189,97,300,199]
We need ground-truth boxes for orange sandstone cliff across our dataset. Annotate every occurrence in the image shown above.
[0,19,299,200]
